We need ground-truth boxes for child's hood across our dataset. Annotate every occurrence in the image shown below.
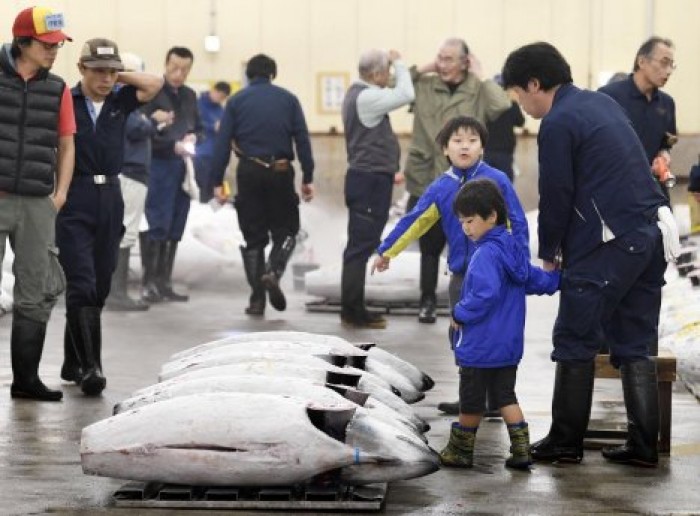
[477,225,529,285]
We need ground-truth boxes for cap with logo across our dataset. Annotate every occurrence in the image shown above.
[12,6,72,44]
[79,38,124,71]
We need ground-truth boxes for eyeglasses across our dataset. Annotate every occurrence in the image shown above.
[649,57,676,70]
[34,39,64,50]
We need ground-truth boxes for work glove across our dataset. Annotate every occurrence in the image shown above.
[656,205,681,263]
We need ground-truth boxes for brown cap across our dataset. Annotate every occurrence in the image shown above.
[79,38,124,70]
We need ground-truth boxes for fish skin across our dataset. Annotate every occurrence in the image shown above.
[113,375,426,440]
[82,393,439,486]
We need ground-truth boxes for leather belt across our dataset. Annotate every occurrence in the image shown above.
[72,174,120,185]
[232,142,290,171]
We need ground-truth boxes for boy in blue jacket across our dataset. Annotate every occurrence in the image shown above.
[440,178,560,470]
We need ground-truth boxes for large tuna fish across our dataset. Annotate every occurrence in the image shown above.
[171,331,434,393]
[113,375,426,439]
[160,341,424,403]
[159,361,425,430]
[81,393,439,486]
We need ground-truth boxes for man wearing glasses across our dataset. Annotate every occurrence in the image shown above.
[0,6,75,401]
[599,37,678,200]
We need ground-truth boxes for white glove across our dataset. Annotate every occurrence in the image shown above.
[657,205,681,263]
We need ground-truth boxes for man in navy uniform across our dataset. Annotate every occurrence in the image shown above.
[57,38,162,396]
[502,42,677,468]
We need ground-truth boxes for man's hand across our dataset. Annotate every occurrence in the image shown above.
[301,183,314,202]
[174,134,196,157]
[542,260,558,271]
[213,185,228,204]
[468,53,483,80]
[151,109,174,127]
[371,255,390,274]
[50,191,67,212]
[417,61,437,74]
[450,318,462,331]
[393,171,405,185]
[388,49,401,63]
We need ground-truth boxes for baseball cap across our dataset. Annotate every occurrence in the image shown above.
[12,6,72,44]
[79,38,124,70]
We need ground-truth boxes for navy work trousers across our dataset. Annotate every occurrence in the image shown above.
[552,222,667,366]
[343,169,393,264]
[145,158,191,242]
[56,180,124,309]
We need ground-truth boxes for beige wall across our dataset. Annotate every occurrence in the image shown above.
[2,0,699,133]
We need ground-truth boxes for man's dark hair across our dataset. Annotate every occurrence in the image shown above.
[246,54,276,80]
[165,46,194,63]
[633,36,673,72]
[453,178,507,226]
[501,42,572,91]
[213,81,231,96]
[10,36,33,59]
[435,116,489,153]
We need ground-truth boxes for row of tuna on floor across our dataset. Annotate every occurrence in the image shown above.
[79,331,441,486]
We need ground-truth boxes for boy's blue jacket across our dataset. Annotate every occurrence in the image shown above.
[377,161,529,275]
[452,225,560,368]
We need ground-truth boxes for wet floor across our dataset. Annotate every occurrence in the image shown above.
[1,136,700,515]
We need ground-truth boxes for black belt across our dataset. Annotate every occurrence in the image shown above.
[72,174,120,185]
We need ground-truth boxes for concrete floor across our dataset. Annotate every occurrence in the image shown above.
[1,139,700,515]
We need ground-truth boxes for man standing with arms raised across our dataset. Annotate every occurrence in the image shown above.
[340,48,414,329]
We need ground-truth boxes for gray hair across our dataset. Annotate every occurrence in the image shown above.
[633,36,673,71]
[358,49,389,81]
[441,37,469,57]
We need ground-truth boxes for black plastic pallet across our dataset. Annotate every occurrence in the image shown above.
[306,298,451,316]
[113,481,387,511]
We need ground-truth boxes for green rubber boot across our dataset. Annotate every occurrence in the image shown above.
[506,421,532,470]
[439,422,477,468]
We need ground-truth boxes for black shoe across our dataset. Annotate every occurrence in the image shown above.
[601,444,658,467]
[341,311,387,329]
[245,299,266,316]
[437,401,460,415]
[418,296,436,324]
[261,236,296,312]
[261,271,286,311]
[10,379,62,402]
[530,435,583,463]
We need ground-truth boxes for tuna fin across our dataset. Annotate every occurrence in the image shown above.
[325,370,361,388]
[354,342,376,351]
[325,383,370,406]
[344,355,367,370]
[307,406,356,443]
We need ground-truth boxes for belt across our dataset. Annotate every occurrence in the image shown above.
[232,142,290,171]
[72,174,120,185]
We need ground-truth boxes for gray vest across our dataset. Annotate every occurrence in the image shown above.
[342,83,400,175]
[0,50,64,196]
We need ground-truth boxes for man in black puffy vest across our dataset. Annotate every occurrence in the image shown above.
[0,6,75,401]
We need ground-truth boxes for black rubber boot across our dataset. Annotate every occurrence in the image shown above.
[531,360,595,463]
[240,246,266,316]
[105,247,149,312]
[418,253,439,323]
[340,260,387,329]
[158,241,189,302]
[60,322,82,385]
[261,236,296,311]
[67,307,107,396]
[141,236,163,303]
[602,358,659,467]
[9,312,63,401]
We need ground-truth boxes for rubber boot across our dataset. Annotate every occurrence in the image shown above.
[60,322,82,384]
[9,312,63,401]
[67,307,106,396]
[418,254,439,323]
[240,246,266,316]
[530,360,595,463]
[506,421,532,469]
[340,260,386,329]
[158,241,189,302]
[602,358,659,467]
[439,422,477,468]
[141,236,163,303]
[261,236,296,311]
[105,247,149,311]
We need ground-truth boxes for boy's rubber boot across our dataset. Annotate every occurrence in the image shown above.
[530,360,595,463]
[261,236,296,311]
[602,358,659,467]
[439,422,477,468]
[240,246,266,316]
[9,312,63,402]
[506,421,533,469]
